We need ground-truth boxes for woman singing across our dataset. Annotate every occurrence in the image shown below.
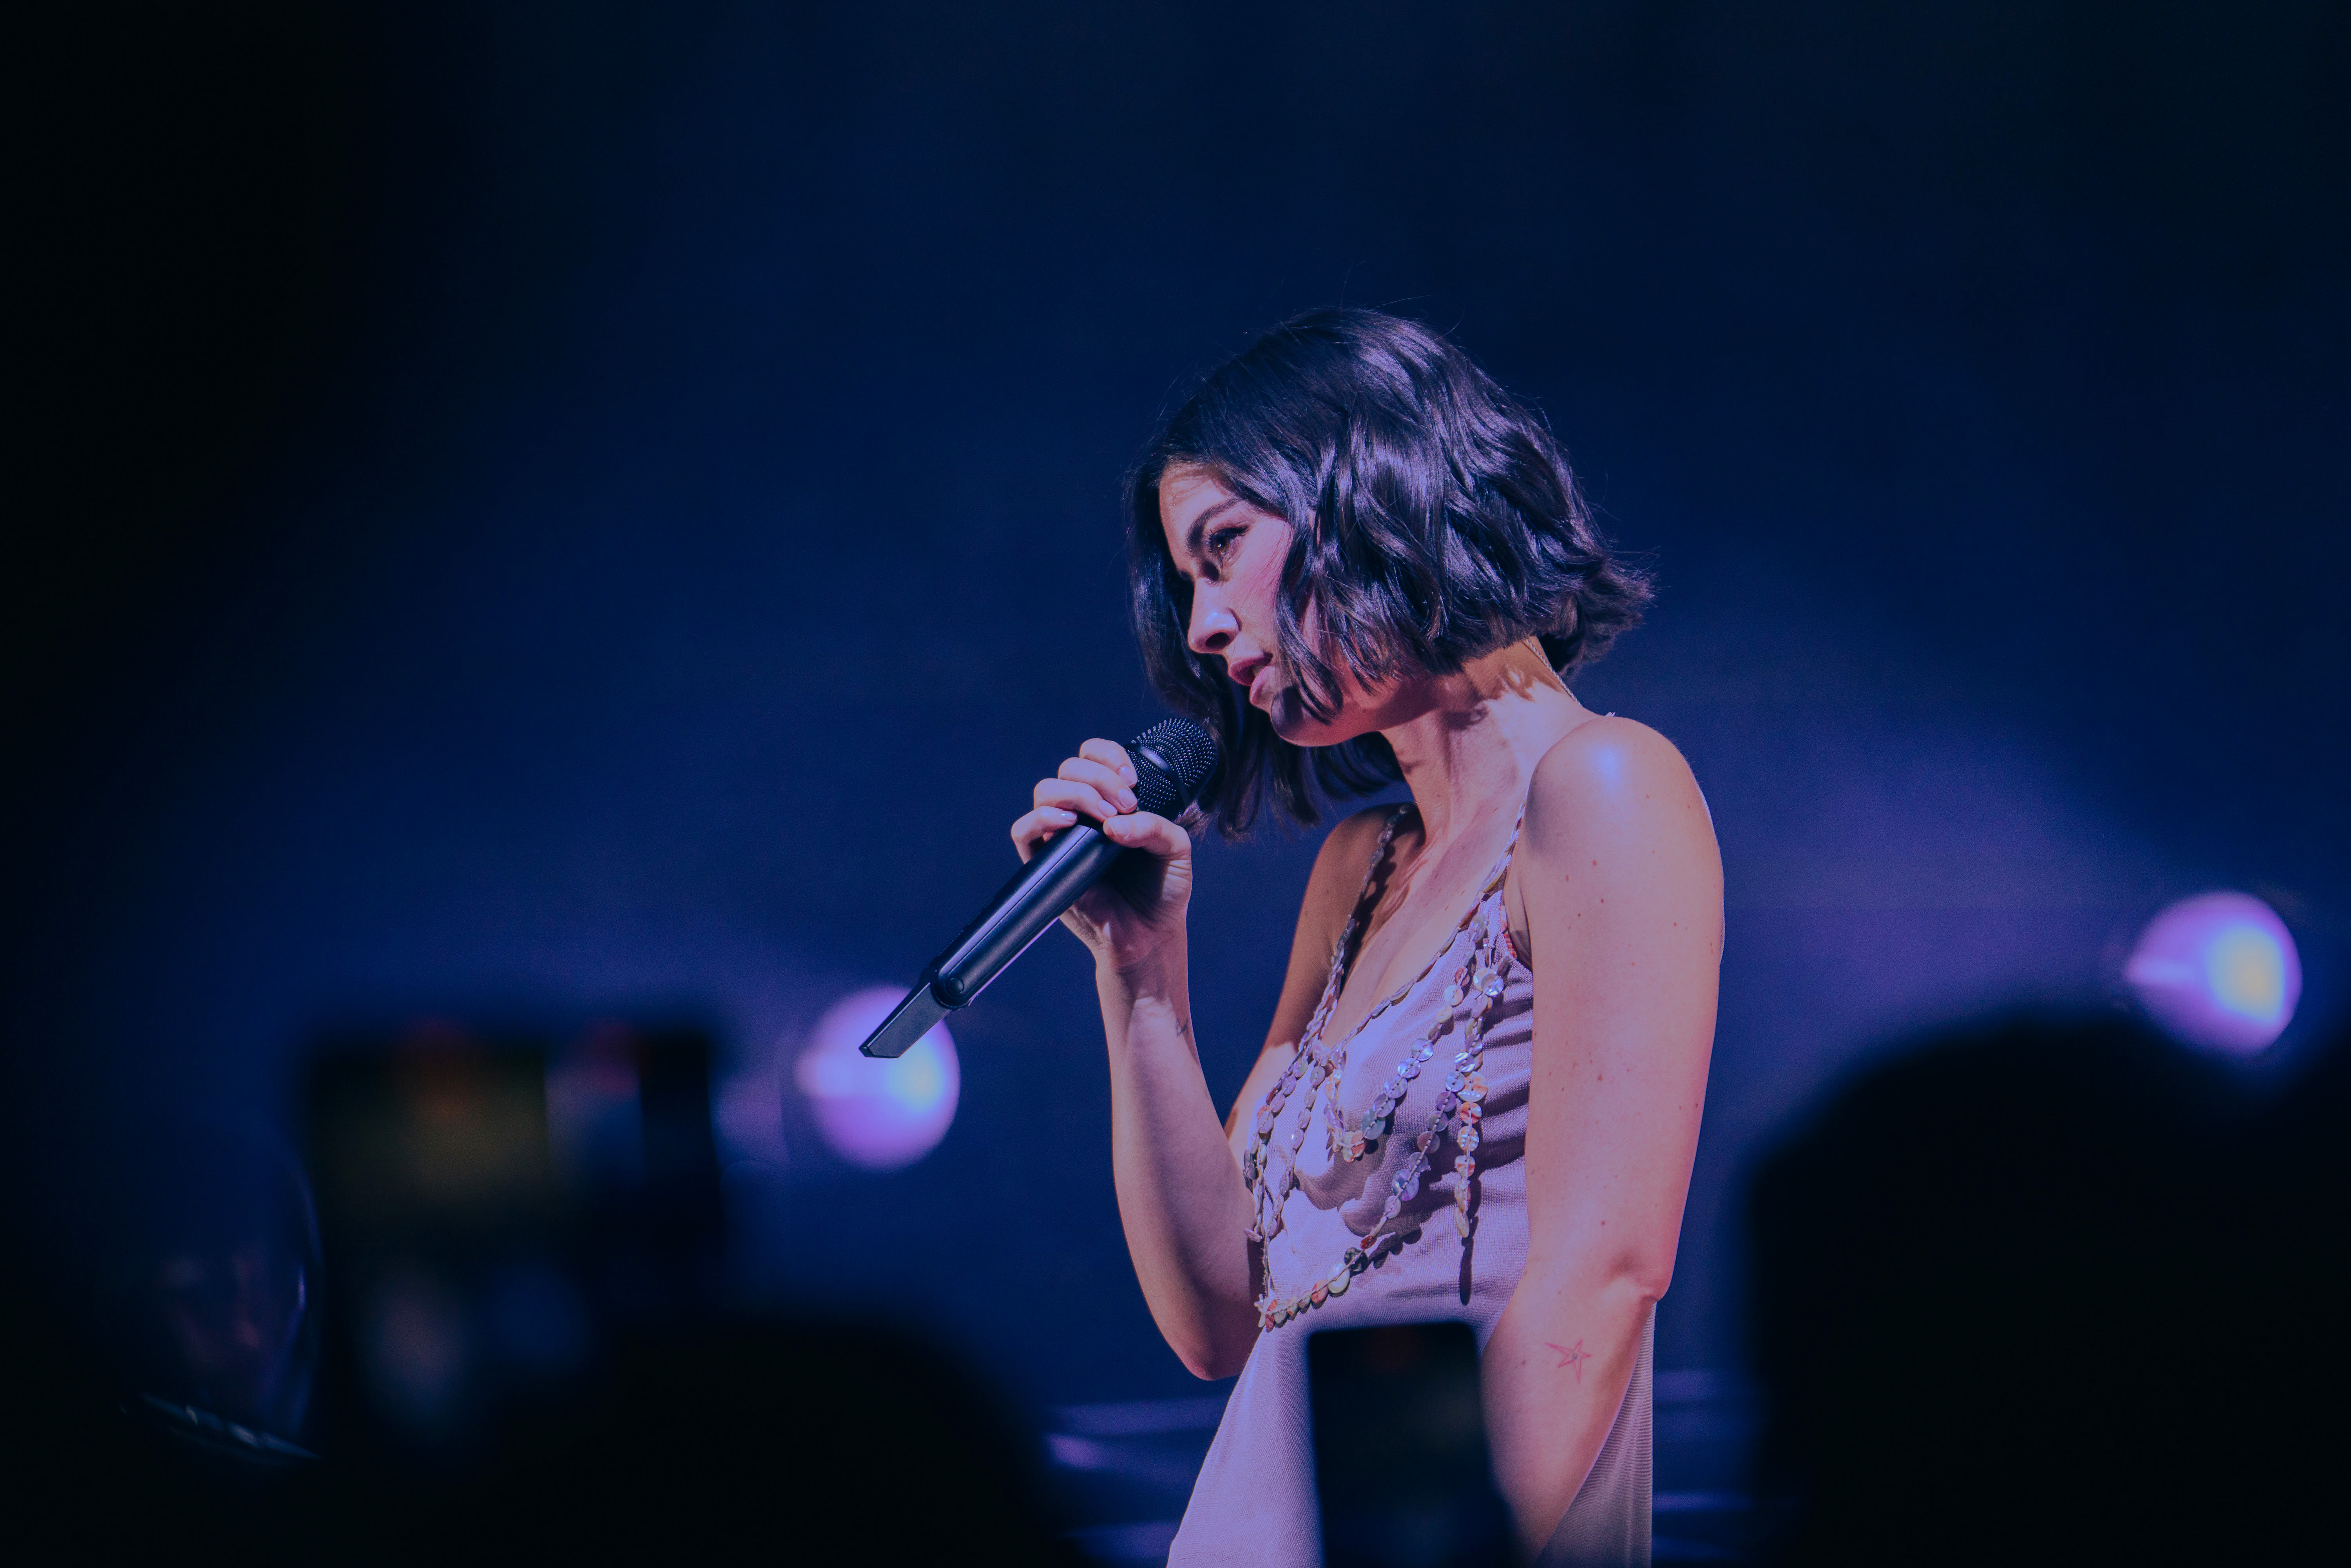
[1010,310,1721,1566]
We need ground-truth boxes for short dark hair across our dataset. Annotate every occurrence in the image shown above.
[1126,308,1653,835]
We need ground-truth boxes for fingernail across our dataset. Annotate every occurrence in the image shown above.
[1120,789,1137,811]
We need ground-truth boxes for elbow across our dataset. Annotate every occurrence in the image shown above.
[1176,1335,1255,1382]
[1623,1246,1676,1307]
[1180,1348,1244,1382]
[1527,1234,1678,1310]
[1585,1240,1675,1310]
[1168,1313,1260,1382]
[1629,1262,1673,1308]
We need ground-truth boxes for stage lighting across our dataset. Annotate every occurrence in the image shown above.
[2125,891,2302,1055]
[794,987,961,1169]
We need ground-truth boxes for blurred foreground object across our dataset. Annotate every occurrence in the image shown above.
[2125,891,2302,1054]
[92,1115,322,1472]
[5,1011,1069,1563]
[796,987,961,1170]
[0,1280,1084,1564]
[1747,1014,2349,1565]
[433,1316,1085,1566]
[1310,1321,1516,1568]
[305,1020,720,1461]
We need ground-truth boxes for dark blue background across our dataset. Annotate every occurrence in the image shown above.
[7,0,2346,1414]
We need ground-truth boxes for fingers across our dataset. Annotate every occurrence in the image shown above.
[1098,809,1190,861]
[1078,737,1138,788]
[1033,777,1122,828]
[1013,804,1191,865]
[1011,806,1079,863]
[1058,754,1137,814]
[1011,740,1150,866]
[1036,752,1134,825]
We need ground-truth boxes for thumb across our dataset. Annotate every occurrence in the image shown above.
[1101,810,1189,860]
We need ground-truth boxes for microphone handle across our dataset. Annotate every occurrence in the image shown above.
[927,822,1130,1007]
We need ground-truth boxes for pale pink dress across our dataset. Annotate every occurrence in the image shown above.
[1168,808,1653,1567]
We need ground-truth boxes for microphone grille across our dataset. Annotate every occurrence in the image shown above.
[1128,718,1221,819]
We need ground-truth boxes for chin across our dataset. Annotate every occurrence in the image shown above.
[1267,691,1377,750]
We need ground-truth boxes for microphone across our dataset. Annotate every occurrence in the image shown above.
[857,718,1220,1059]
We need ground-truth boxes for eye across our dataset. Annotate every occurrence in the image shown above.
[1205,524,1246,561]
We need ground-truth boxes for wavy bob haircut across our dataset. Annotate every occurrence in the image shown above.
[1127,308,1653,835]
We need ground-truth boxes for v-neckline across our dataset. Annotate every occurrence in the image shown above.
[1312,803,1524,1055]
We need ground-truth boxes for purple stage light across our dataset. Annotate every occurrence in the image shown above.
[793,986,961,1169]
[2125,891,2301,1055]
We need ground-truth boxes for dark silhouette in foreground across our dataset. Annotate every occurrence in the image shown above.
[0,1284,1080,1565]
[1746,1014,2349,1565]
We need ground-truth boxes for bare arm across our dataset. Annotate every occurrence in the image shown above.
[1092,925,1262,1379]
[1482,720,1722,1553]
[1012,743,1385,1378]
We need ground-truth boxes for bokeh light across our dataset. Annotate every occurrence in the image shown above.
[2125,891,2302,1055]
[793,987,961,1169]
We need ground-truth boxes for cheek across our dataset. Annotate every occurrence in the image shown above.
[1237,538,1290,628]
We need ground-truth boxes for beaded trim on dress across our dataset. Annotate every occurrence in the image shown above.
[1243,805,1525,1331]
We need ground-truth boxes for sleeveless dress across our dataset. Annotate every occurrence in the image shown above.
[1168,805,1654,1568]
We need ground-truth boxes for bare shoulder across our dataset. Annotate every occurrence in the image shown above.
[1284,803,1390,932]
[1523,716,1715,862]
[1307,804,1404,895]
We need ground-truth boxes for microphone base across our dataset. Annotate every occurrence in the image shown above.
[857,981,954,1059]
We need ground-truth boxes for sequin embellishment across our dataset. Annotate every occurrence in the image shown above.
[1248,804,1526,1331]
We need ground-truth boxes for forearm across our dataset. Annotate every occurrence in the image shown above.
[1482,1263,1661,1554]
[1098,938,1262,1378]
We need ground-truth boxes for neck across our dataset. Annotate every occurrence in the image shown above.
[1374,640,1591,849]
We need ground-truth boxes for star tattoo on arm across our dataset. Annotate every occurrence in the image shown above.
[1546,1340,1590,1382]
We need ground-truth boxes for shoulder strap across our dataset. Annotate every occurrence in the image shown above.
[1492,801,1529,881]
[1333,805,1410,966]
[1300,806,1411,1044]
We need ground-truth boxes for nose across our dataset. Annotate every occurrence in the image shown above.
[1187,583,1237,656]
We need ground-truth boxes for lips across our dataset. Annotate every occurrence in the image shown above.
[1226,654,1271,705]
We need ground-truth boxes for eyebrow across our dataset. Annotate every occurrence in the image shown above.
[1182,497,1245,562]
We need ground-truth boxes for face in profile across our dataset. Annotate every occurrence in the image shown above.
[1159,464,1401,748]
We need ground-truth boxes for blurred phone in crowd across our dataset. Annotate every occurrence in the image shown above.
[1309,1320,1518,1568]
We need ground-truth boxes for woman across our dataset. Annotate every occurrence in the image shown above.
[1011,310,1721,1566]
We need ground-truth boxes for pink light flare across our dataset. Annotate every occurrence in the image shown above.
[2125,891,2302,1056]
[793,987,961,1170]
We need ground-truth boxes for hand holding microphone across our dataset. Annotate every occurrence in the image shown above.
[1010,735,1198,975]
[858,719,1218,1059]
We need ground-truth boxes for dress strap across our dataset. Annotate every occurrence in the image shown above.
[1350,804,1415,923]
[1298,805,1411,1049]
[1496,801,1528,874]
[1463,799,1530,907]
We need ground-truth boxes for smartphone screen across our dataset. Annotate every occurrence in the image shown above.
[1308,1320,1519,1568]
